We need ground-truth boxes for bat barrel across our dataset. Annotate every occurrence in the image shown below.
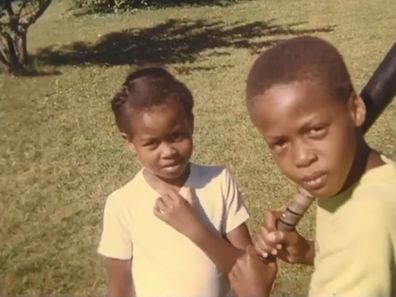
[361,42,396,132]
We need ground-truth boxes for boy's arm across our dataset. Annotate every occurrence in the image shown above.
[254,211,315,265]
[229,245,277,297]
[154,188,251,274]
[106,258,135,297]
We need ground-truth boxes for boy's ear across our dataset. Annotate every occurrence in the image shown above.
[121,132,136,153]
[189,115,194,133]
[348,93,366,127]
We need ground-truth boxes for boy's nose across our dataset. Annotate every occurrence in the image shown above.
[293,141,316,168]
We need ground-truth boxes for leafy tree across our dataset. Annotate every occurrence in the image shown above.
[0,0,52,74]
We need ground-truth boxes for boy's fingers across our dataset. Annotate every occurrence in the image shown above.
[267,231,285,244]
[264,211,282,230]
[246,245,257,260]
[254,234,272,254]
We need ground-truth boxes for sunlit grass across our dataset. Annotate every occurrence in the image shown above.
[1,0,395,295]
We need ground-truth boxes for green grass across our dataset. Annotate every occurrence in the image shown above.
[1,0,395,295]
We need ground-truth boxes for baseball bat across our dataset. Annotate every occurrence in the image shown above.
[276,42,396,232]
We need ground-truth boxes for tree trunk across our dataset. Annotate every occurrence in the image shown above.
[0,29,27,74]
[0,0,52,75]
[16,28,28,65]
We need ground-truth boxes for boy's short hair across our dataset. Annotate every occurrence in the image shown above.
[112,67,194,135]
[246,36,354,104]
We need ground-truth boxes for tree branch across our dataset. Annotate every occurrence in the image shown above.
[20,0,52,27]
[4,0,15,17]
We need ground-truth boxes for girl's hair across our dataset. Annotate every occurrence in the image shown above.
[246,36,354,106]
[111,67,194,135]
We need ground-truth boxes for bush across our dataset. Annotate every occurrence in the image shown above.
[71,0,146,12]
[70,0,239,12]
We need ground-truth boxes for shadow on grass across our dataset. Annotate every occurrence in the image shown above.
[34,18,335,72]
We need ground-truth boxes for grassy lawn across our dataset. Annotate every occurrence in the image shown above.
[1,0,395,295]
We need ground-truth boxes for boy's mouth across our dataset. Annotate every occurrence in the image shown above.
[301,172,328,190]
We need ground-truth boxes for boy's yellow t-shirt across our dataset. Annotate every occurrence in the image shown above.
[309,157,396,297]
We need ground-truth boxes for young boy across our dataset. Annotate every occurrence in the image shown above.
[229,36,396,297]
[97,67,252,297]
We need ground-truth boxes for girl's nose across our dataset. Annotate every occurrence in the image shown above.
[161,142,177,158]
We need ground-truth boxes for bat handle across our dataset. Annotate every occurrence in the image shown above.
[276,187,315,232]
[260,188,314,261]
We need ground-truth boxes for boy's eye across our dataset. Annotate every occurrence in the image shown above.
[308,126,327,138]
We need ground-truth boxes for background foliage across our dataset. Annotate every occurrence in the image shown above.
[70,0,240,12]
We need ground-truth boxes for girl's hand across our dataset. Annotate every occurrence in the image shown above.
[153,187,203,239]
[229,245,277,297]
[254,211,314,265]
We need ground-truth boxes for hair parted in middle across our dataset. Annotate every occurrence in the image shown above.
[246,36,354,106]
[111,67,194,136]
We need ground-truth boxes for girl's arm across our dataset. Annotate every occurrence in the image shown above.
[188,222,252,274]
[154,188,252,274]
[106,258,135,297]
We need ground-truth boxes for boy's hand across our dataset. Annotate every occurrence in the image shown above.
[229,245,277,297]
[153,187,203,239]
[254,211,314,265]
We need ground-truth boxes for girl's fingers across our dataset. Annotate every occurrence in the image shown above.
[163,190,179,202]
[162,193,175,204]
[155,197,168,212]
[184,187,195,205]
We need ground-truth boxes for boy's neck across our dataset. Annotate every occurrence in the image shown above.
[340,137,385,194]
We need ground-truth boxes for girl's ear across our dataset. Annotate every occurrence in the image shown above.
[121,132,136,153]
[348,93,366,127]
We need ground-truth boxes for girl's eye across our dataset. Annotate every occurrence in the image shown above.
[172,132,188,141]
[143,141,158,149]
[270,141,288,153]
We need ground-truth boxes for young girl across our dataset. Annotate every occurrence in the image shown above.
[97,67,252,297]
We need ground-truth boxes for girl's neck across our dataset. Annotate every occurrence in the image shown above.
[143,164,191,194]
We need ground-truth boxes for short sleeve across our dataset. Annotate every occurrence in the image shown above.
[221,169,250,234]
[97,194,133,259]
